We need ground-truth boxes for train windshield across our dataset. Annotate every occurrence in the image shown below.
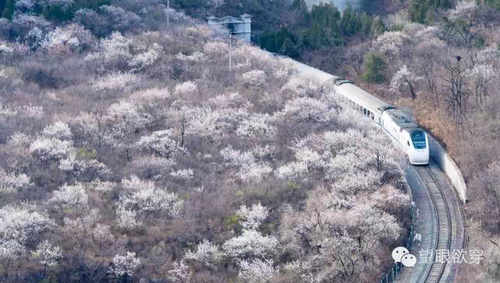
[411,130,426,149]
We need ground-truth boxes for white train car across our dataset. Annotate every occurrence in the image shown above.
[333,79,429,165]
[278,56,429,165]
[380,108,430,165]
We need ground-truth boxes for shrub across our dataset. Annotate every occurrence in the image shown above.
[362,52,387,84]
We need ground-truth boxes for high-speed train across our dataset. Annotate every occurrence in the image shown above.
[279,57,430,165]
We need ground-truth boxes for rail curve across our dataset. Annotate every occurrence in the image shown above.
[415,166,453,283]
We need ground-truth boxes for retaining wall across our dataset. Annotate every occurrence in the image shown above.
[428,135,468,203]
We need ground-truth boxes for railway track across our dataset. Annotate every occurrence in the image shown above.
[415,166,453,283]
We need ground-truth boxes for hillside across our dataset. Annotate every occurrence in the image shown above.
[0,2,411,282]
[174,0,500,281]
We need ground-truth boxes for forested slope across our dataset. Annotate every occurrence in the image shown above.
[172,0,500,281]
[0,1,412,282]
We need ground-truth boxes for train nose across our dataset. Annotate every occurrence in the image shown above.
[410,150,429,165]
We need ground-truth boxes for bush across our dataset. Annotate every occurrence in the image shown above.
[409,0,454,23]
[362,52,387,83]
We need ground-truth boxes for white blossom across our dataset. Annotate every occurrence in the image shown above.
[168,260,192,282]
[467,64,495,81]
[8,132,33,147]
[414,26,442,43]
[25,27,45,50]
[129,43,162,71]
[110,251,141,277]
[207,92,246,109]
[135,130,185,158]
[131,155,176,177]
[450,0,478,20]
[332,170,383,194]
[236,113,277,139]
[120,175,183,217]
[281,77,321,97]
[174,81,198,95]
[280,97,334,123]
[93,72,139,91]
[184,240,222,267]
[42,121,72,140]
[105,100,152,141]
[239,259,278,283]
[181,106,237,139]
[222,229,278,259]
[0,204,55,245]
[58,151,109,176]
[49,183,88,209]
[129,87,170,103]
[41,24,93,54]
[30,240,63,267]
[175,51,206,62]
[93,224,114,243]
[29,137,75,161]
[236,203,269,230]
[0,40,13,54]
[477,48,500,64]
[251,145,275,159]
[275,161,308,180]
[389,65,421,95]
[116,206,142,230]
[203,41,228,56]
[86,32,132,64]
[91,180,115,193]
[238,162,273,183]
[170,169,194,180]
[0,169,30,193]
[373,31,411,57]
[220,146,255,167]
[62,208,100,240]
[16,105,44,119]
[6,132,33,158]
[240,70,266,88]
[293,147,324,168]
[0,240,26,260]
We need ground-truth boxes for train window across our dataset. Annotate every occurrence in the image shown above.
[411,130,427,149]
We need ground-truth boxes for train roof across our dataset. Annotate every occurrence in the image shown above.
[282,58,343,83]
[335,83,391,112]
[281,56,396,114]
[384,108,420,129]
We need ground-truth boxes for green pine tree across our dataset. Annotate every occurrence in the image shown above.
[2,0,14,19]
[362,53,387,84]
[485,0,500,9]
[305,3,342,49]
[371,17,386,37]
[341,5,364,37]
[291,0,310,28]
[0,0,6,17]
[409,0,453,23]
